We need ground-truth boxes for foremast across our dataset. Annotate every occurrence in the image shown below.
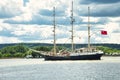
[70,1,75,52]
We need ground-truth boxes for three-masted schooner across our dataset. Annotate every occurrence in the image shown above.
[42,1,103,60]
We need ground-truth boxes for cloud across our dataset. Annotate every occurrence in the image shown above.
[10,25,54,41]
[108,33,120,44]
[0,22,13,37]
[39,9,53,17]
[91,5,120,17]
[77,2,120,17]
[104,22,120,33]
[97,17,110,24]
[3,16,110,26]
[0,0,120,44]
[3,14,52,25]
[4,14,71,25]
[0,36,22,43]
[95,33,120,44]
[39,8,65,17]
[23,0,29,6]
[2,0,72,25]
[0,0,24,18]
[0,30,13,37]
[80,0,120,4]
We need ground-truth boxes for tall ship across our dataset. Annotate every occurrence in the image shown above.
[37,1,103,60]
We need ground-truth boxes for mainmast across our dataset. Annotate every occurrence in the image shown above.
[70,1,75,52]
[53,7,56,55]
[88,7,91,51]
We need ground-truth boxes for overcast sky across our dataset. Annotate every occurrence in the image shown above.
[0,0,120,44]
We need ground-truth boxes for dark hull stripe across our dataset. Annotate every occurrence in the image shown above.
[44,54,103,60]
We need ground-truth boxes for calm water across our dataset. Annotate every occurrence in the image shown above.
[0,58,120,80]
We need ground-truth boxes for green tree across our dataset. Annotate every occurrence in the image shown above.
[97,46,120,55]
[0,45,29,58]
[33,46,53,51]
[13,53,25,58]
[2,53,12,58]
[0,52,2,58]
[26,49,32,55]
[14,45,28,53]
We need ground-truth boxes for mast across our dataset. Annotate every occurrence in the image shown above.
[70,1,75,52]
[88,7,91,51]
[53,7,56,55]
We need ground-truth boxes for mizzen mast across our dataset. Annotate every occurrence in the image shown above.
[88,7,91,51]
[53,7,56,55]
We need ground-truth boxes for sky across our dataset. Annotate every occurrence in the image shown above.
[0,0,120,44]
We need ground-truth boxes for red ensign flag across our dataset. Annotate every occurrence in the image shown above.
[101,30,107,35]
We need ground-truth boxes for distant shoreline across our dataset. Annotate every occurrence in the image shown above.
[103,55,120,57]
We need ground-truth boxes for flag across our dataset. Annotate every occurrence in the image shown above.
[101,30,107,35]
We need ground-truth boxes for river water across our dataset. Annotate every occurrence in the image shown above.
[0,57,120,80]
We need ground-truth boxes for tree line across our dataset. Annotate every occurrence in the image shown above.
[97,46,120,56]
[0,45,120,58]
[0,45,66,58]
[0,45,29,58]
